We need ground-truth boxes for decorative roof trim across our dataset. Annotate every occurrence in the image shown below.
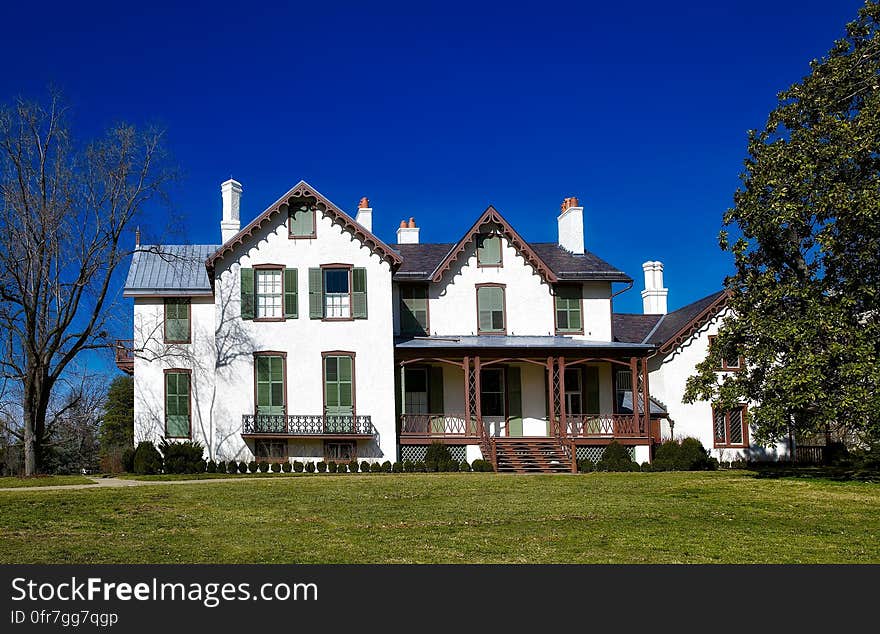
[656,290,731,354]
[205,180,402,268]
[429,206,558,284]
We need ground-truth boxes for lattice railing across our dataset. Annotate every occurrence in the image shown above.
[399,413,476,436]
[562,415,640,437]
[242,414,374,435]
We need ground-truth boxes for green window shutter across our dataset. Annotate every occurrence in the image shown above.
[284,268,298,319]
[429,366,444,413]
[308,268,323,319]
[508,366,522,436]
[165,300,190,341]
[478,286,504,332]
[165,372,190,437]
[256,356,285,415]
[240,268,254,321]
[477,235,501,265]
[585,366,600,414]
[400,286,428,335]
[352,268,367,319]
[324,355,353,416]
[289,205,315,237]
[556,286,582,332]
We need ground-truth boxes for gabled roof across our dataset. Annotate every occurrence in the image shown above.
[612,290,730,353]
[429,206,559,283]
[123,244,219,297]
[205,180,402,269]
[529,243,632,282]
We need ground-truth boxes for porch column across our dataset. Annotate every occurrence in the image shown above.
[399,363,406,433]
[473,355,482,437]
[641,357,651,439]
[546,356,555,436]
[463,356,472,435]
[557,356,567,437]
[629,357,640,435]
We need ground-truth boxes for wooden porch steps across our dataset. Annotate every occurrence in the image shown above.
[492,437,571,473]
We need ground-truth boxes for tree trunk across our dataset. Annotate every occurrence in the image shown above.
[22,371,52,476]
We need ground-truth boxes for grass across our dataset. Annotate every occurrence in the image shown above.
[0,475,93,488]
[1,471,878,563]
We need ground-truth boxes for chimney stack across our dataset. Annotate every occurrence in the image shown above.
[641,261,668,314]
[220,179,243,243]
[355,196,373,233]
[397,217,420,244]
[557,196,584,254]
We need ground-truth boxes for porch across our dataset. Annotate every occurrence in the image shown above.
[241,414,375,439]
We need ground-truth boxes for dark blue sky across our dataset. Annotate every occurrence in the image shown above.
[1,0,866,317]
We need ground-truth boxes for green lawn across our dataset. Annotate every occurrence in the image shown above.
[0,475,93,488]
[1,471,878,563]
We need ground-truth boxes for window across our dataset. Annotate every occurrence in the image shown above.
[288,202,316,238]
[255,268,282,319]
[404,367,428,414]
[713,406,748,448]
[707,335,744,371]
[555,286,583,333]
[564,368,583,416]
[164,299,190,343]
[254,439,287,461]
[476,234,502,267]
[615,369,633,413]
[308,267,368,320]
[255,354,285,415]
[164,370,191,438]
[324,441,356,462]
[324,354,354,416]
[480,368,505,417]
[476,284,506,334]
[400,285,429,335]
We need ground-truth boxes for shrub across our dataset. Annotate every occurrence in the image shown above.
[392,461,403,473]
[305,461,315,473]
[316,461,327,473]
[217,460,227,474]
[577,459,595,473]
[206,460,217,474]
[676,437,712,470]
[196,459,207,473]
[445,459,460,472]
[132,441,163,475]
[271,462,281,473]
[460,460,471,472]
[381,460,392,473]
[259,461,270,473]
[471,459,494,472]
[651,440,679,471]
[122,447,136,473]
[238,461,248,474]
[640,461,653,472]
[293,460,304,473]
[403,460,415,473]
[360,461,370,474]
[369,462,381,473]
[247,460,257,474]
[282,461,292,473]
[415,460,427,472]
[348,460,359,473]
[159,439,205,474]
[425,441,453,472]
[596,441,639,472]
[325,461,336,473]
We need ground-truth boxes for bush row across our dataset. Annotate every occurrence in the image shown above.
[575,438,719,473]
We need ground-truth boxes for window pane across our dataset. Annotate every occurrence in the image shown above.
[167,415,189,437]
[290,206,314,236]
[556,310,569,330]
[257,383,270,407]
[338,357,352,381]
[564,368,582,392]
[405,368,427,392]
[728,408,744,444]
[492,311,504,330]
[714,410,728,443]
[477,235,501,265]
[325,357,337,381]
[324,269,349,294]
[568,310,582,330]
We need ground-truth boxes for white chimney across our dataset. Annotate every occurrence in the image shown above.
[557,196,584,255]
[220,179,242,243]
[641,261,668,314]
[355,196,373,233]
[397,217,419,244]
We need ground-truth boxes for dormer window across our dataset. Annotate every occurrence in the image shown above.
[476,235,502,267]
[288,202,317,239]
[707,335,744,371]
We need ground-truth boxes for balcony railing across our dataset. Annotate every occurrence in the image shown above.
[115,339,134,374]
[562,414,641,437]
[242,414,374,436]
[399,413,479,437]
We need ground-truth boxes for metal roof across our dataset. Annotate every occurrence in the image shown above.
[395,335,654,352]
[123,244,219,297]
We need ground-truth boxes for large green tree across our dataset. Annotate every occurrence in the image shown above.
[685,1,880,445]
[99,376,134,453]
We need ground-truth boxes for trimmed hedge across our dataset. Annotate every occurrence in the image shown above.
[348,460,359,473]
[596,441,639,472]
[159,439,205,474]
[652,438,717,471]
[132,441,163,475]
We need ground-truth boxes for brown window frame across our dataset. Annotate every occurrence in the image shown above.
[712,404,749,449]
[476,234,503,268]
[321,350,357,417]
[553,285,584,335]
[287,202,318,240]
[163,298,192,344]
[253,351,288,416]
[254,439,288,463]
[475,283,507,335]
[323,440,357,463]
[253,264,286,322]
[163,368,192,440]
[320,263,355,322]
[399,284,430,336]
[707,335,745,371]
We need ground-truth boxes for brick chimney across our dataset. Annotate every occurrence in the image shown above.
[220,179,243,243]
[641,261,668,314]
[355,196,373,233]
[557,196,584,254]
[397,217,419,244]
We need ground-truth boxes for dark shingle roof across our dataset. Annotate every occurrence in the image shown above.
[395,336,653,352]
[123,245,219,297]
[612,314,663,344]
[392,242,630,282]
[646,290,727,347]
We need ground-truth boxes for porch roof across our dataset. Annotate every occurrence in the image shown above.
[395,335,654,353]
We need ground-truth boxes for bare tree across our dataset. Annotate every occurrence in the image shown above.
[0,92,176,474]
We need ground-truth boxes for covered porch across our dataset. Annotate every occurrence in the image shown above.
[395,336,660,470]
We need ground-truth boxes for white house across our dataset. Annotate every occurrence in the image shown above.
[119,179,789,471]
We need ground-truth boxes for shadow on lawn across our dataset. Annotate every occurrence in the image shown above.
[750,464,880,483]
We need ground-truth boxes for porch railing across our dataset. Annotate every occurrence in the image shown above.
[242,414,374,436]
[562,414,641,437]
[114,339,134,374]
[399,413,478,437]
